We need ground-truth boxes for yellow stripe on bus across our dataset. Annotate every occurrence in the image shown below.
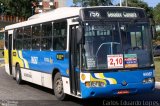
[18,51,29,68]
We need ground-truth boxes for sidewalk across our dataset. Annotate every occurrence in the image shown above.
[0,58,4,67]
[0,58,4,61]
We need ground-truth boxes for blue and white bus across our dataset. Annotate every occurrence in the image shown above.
[4,6,155,100]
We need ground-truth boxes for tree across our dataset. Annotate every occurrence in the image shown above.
[0,0,38,18]
[153,3,160,25]
[73,0,112,7]
[121,0,153,18]
[153,3,160,41]
[0,0,11,15]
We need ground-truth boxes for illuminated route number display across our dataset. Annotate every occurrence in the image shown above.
[89,11,101,18]
[107,54,123,69]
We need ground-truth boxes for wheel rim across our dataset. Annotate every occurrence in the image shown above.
[55,78,63,95]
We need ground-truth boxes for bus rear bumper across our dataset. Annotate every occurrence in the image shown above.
[81,83,155,99]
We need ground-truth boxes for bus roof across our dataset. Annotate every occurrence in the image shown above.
[5,7,81,30]
[5,6,144,30]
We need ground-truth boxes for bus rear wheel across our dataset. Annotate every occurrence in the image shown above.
[53,72,67,100]
[16,64,23,84]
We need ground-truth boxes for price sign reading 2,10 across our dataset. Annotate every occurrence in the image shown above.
[107,54,124,69]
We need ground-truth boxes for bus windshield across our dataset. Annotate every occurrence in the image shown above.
[83,22,153,70]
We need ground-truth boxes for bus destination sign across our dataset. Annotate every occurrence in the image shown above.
[107,11,137,18]
[89,11,138,18]
[80,7,146,20]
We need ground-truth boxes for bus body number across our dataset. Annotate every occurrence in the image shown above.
[107,54,123,69]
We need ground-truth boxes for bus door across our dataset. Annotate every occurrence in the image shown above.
[69,25,81,96]
[8,30,13,75]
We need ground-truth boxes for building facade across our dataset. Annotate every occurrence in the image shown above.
[35,0,67,13]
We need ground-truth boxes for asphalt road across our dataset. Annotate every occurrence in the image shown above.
[0,66,160,106]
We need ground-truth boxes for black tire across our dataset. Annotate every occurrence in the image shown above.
[53,72,67,100]
[16,64,23,84]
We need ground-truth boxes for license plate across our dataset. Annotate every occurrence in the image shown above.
[117,90,130,94]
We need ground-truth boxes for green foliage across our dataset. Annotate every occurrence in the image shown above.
[153,3,160,25]
[156,31,160,40]
[0,0,38,18]
[73,0,81,6]
[121,0,153,18]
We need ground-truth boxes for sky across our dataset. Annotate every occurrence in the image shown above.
[67,0,160,7]
[112,0,160,7]
[143,0,159,7]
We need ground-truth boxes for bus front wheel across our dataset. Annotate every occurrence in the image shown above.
[16,64,23,84]
[53,72,67,100]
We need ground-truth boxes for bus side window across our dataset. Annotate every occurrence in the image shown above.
[53,21,67,50]
[15,28,23,50]
[23,27,32,50]
[32,25,41,50]
[41,22,52,50]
